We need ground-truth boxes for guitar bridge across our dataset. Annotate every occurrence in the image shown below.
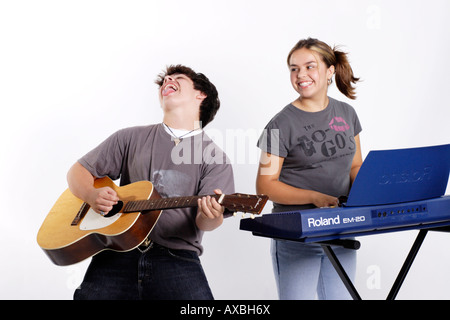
[71,202,90,226]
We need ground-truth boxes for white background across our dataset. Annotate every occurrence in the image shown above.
[1,0,449,300]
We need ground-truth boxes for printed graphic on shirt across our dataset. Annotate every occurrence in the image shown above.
[152,170,191,197]
[296,116,356,159]
[329,116,350,132]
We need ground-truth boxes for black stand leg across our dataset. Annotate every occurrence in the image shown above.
[319,227,448,300]
[386,229,428,300]
[321,245,362,300]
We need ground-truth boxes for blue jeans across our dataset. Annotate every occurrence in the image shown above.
[271,239,356,300]
[74,243,213,300]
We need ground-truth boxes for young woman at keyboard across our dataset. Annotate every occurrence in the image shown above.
[256,38,363,300]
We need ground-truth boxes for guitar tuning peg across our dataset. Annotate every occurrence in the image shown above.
[233,212,237,217]
[241,212,246,218]
[250,214,255,219]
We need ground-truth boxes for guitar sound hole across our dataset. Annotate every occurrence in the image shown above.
[104,201,124,218]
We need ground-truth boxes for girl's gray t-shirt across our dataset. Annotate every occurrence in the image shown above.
[257,97,362,212]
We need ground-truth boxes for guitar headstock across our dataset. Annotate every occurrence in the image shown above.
[221,193,269,215]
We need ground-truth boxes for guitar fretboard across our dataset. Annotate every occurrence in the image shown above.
[123,194,221,213]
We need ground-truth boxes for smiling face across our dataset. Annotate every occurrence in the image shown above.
[159,73,206,119]
[160,73,205,105]
[289,48,334,100]
[155,65,220,128]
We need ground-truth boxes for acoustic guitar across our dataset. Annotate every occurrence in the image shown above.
[37,177,268,266]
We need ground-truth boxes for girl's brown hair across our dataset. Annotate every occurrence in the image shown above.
[287,38,360,100]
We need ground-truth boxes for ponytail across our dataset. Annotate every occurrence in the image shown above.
[287,38,360,100]
[333,47,360,100]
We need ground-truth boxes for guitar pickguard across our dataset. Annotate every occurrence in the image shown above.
[79,208,122,231]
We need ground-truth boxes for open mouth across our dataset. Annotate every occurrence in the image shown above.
[298,81,313,89]
[162,83,178,96]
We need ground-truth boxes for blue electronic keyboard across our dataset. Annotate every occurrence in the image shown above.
[240,144,450,299]
[240,144,450,243]
[240,196,450,243]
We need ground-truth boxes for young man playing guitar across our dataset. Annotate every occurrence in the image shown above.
[67,65,235,300]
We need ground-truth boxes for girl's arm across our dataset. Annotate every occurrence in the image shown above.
[256,152,338,208]
[350,134,363,184]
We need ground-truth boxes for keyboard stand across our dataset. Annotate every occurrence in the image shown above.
[385,229,428,300]
[319,240,362,300]
[320,226,450,300]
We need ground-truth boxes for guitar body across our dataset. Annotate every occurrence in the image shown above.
[37,177,162,266]
[37,177,268,266]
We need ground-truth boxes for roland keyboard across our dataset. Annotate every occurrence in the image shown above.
[240,144,450,300]
[240,195,450,243]
[240,144,450,243]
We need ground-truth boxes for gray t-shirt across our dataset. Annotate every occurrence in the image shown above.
[257,97,362,212]
[79,123,235,254]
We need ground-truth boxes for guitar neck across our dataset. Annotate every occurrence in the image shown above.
[123,195,221,213]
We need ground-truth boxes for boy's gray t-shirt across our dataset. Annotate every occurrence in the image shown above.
[258,97,362,212]
[78,123,235,255]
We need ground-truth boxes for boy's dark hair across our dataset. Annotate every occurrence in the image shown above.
[155,64,220,127]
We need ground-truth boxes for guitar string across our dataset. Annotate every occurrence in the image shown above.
[124,195,223,212]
